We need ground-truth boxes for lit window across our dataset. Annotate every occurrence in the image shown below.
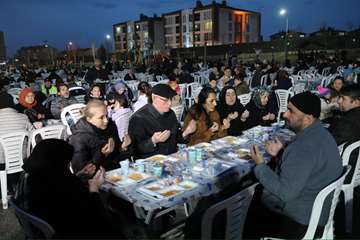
[116,27,121,33]
[204,21,212,31]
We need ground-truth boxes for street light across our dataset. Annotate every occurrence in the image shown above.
[106,34,111,40]
[279,8,289,63]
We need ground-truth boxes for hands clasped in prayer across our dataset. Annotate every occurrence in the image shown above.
[250,137,284,165]
[101,138,115,156]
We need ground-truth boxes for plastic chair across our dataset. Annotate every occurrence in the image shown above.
[340,140,360,233]
[171,105,184,123]
[60,103,86,135]
[200,183,258,240]
[302,165,351,240]
[69,86,86,104]
[238,93,252,106]
[10,199,55,239]
[0,131,28,209]
[275,89,291,122]
[30,125,66,150]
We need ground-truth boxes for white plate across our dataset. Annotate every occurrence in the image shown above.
[177,180,198,190]
[157,185,185,198]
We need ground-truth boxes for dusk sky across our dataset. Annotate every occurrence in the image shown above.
[1,0,360,57]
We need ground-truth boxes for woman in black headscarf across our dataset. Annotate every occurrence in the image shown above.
[217,86,249,136]
[15,139,122,239]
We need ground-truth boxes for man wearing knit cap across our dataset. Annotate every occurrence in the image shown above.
[128,84,197,159]
[246,91,342,238]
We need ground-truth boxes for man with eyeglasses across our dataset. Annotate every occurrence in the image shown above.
[128,84,196,159]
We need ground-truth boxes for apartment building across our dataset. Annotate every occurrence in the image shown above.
[113,14,164,56]
[113,0,260,53]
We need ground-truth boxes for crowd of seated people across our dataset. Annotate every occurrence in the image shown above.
[0,53,359,239]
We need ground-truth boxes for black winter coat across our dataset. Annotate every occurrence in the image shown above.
[69,118,122,173]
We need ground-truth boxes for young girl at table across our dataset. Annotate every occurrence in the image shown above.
[183,87,230,146]
[108,94,133,141]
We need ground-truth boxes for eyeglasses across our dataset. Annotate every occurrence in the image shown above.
[157,96,172,104]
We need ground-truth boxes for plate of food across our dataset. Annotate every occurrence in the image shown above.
[158,186,184,198]
[127,171,151,182]
[177,180,198,190]
[147,154,167,163]
[105,170,136,186]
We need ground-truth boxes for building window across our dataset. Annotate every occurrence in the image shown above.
[246,15,250,24]
[176,36,180,43]
[194,23,200,31]
[136,24,140,30]
[203,11,212,20]
[116,27,121,33]
[165,27,172,35]
[204,21,212,31]
[183,25,187,32]
[122,27,126,33]
[142,24,148,31]
[183,15,186,23]
[228,22,232,31]
[194,13,200,21]
[195,34,201,42]
[204,33,212,41]
[175,16,180,24]
[127,25,132,33]
[189,25,193,32]
[228,33,232,41]
[176,26,180,33]
[189,14,193,22]
[228,12,232,21]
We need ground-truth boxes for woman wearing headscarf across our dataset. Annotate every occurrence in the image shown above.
[15,88,51,124]
[183,87,230,146]
[217,86,250,136]
[15,139,123,239]
[243,86,276,130]
[107,80,133,103]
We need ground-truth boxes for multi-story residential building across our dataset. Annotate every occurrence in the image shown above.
[0,31,6,61]
[113,14,164,56]
[182,9,194,48]
[16,45,57,66]
[163,11,182,49]
[193,0,261,47]
[113,0,260,53]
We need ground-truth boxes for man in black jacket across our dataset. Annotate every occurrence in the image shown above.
[128,84,196,159]
[328,84,360,145]
[85,59,109,85]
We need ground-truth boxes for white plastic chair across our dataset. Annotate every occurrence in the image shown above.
[201,183,258,240]
[275,89,292,122]
[302,165,351,240]
[7,87,22,104]
[171,105,184,123]
[60,103,86,135]
[340,140,360,233]
[0,131,29,209]
[69,86,86,104]
[238,93,252,106]
[30,125,66,150]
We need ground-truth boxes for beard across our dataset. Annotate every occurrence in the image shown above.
[285,119,302,133]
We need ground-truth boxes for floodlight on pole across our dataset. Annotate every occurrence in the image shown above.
[279,8,289,63]
[106,34,111,40]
